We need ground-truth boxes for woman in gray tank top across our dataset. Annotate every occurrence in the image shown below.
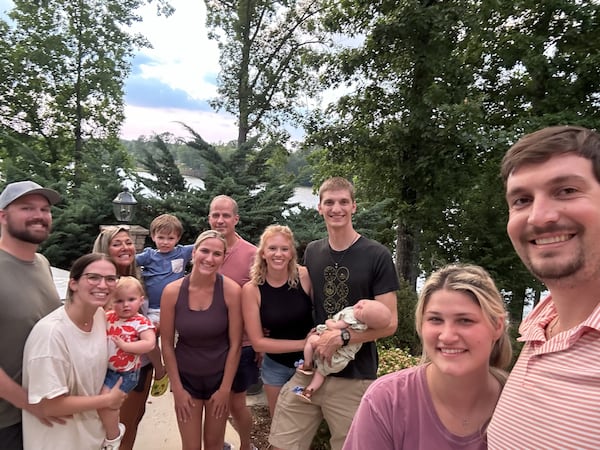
[160,230,243,450]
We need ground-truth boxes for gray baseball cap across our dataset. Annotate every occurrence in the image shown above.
[0,180,61,209]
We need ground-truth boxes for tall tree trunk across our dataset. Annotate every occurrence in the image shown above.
[236,0,253,148]
[508,287,526,327]
[395,224,418,290]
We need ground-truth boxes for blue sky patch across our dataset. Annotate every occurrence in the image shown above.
[124,76,212,111]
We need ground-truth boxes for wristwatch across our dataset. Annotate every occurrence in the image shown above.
[340,328,351,347]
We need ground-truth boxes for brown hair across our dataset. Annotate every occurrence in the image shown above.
[501,125,600,184]
[66,253,117,303]
[150,213,184,238]
[250,225,299,288]
[415,264,512,380]
[318,177,355,202]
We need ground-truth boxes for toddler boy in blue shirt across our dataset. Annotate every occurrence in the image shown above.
[136,213,194,395]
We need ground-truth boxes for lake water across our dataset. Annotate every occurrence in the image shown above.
[131,172,319,209]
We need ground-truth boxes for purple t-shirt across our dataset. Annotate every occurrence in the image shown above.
[343,365,487,450]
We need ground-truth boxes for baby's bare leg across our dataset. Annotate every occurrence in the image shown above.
[302,333,320,369]
[305,371,326,394]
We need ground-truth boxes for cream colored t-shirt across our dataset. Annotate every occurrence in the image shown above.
[22,306,107,450]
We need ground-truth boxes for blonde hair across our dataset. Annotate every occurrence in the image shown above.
[194,230,227,252]
[109,276,146,312]
[415,264,512,380]
[115,276,145,297]
[92,225,139,277]
[250,225,299,288]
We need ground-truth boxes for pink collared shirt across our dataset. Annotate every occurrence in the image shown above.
[220,234,256,347]
[488,295,600,449]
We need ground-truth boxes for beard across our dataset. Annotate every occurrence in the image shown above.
[517,222,586,281]
[5,219,51,244]
[524,249,584,281]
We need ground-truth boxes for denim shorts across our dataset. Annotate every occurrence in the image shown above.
[261,354,296,387]
[104,368,140,393]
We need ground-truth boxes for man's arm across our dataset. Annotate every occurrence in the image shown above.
[315,292,398,361]
[0,368,67,426]
[0,367,29,410]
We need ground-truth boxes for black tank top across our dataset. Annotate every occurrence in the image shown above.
[259,280,313,368]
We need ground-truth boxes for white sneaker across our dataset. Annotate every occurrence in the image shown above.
[102,423,126,450]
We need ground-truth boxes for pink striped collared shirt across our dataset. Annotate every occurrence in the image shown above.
[488,295,600,449]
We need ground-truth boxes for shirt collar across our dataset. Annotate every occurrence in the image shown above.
[519,294,600,344]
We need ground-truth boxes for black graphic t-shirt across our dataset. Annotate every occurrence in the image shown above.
[304,236,399,379]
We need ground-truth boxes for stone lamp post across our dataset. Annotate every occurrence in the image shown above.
[99,187,148,252]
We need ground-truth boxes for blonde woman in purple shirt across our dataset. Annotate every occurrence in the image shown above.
[343,264,512,450]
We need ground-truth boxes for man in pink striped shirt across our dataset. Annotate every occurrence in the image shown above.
[488,125,600,448]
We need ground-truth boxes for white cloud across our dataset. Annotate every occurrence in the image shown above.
[129,0,221,101]
[1,0,233,141]
[121,105,237,143]
[122,0,236,140]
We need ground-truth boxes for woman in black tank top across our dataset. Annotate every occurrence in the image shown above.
[160,230,243,450]
[241,225,314,416]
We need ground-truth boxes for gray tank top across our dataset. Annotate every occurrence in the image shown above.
[174,274,229,376]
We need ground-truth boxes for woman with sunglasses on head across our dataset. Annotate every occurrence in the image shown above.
[93,226,166,450]
[161,230,242,450]
[21,253,127,450]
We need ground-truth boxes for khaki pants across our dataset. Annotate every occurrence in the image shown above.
[269,372,373,450]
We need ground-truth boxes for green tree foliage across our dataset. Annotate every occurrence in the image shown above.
[24,138,132,268]
[441,0,600,322]
[136,135,187,198]
[379,278,420,355]
[204,0,328,147]
[309,1,485,290]
[477,0,600,133]
[130,125,305,248]
[309,1,600,334]
[0,0,170,185]
[0,0,173,267]
[184,126,298,244]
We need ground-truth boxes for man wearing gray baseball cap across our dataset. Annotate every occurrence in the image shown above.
[0,180,63,449]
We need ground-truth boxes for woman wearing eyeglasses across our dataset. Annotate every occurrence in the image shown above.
[21,253,128,450]
[160,230,243,450]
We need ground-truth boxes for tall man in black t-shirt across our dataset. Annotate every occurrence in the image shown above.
[269,177,399,450]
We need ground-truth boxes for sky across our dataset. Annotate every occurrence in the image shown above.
[0,0,239,143]
[122,1,238,142]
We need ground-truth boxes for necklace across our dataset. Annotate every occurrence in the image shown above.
[65,304,91,330]
[328,233,360,269]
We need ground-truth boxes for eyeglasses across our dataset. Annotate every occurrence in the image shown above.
[82,273,119,286]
